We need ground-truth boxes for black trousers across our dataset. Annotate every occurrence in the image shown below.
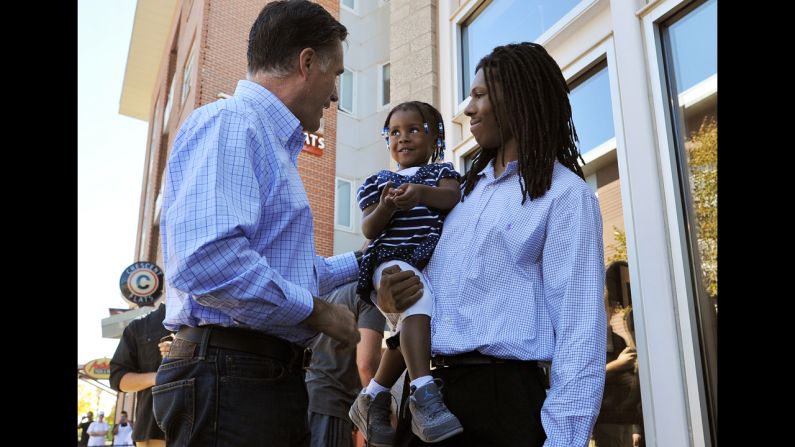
[394,361,547,447]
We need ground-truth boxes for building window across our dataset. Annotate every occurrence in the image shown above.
[338,68,355,115]
[460,0,582,100]
[568,60,615,157]
[152,97,163,136]
[462,148,482,176]
[163,79,175,132]
[181,45,196,106]
[335,178,355,231]
[585,174,598,195]
[341,0,356,13]
[379,63,391,109]
[661,0,717,435]
[154,172,167,226]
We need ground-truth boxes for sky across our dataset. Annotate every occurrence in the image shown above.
[78,0,148,365]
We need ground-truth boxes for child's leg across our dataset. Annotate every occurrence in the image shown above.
[364,260,410,398]
[373,346,406,389]
[371,260,434,387]
[371,265,461,442]
[382,260,434,388]
[400,314,431,381]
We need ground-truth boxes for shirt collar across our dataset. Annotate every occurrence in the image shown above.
[477,158,519,182]
[233,80,305,156]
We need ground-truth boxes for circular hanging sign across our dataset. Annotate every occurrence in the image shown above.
[119,262,164,306]
[83,358,112,380]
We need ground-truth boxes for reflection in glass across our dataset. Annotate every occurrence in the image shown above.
[667,0,717,93]
[461,0,581,99]
[662,0,717,440]
[462,148,482,176]
[593,260,646,447]
[569,62,615,156]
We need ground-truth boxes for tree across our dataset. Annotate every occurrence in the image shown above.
[607,226,627,264]
[77,380,98,421]
[606,117,716,300]
[686,117,717,299]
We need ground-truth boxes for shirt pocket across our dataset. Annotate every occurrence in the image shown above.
[136,333,165,371]
[495,211,544,275]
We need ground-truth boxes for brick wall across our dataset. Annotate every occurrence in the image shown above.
[139,0,340,262]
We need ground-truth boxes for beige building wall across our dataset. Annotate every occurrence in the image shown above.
[389,0,439,107]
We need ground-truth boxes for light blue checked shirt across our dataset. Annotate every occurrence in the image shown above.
[159,80,358,345]
[425,160,606,447]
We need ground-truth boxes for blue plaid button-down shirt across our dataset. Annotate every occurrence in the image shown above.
[425,160,607,447]
[160,80,358,345]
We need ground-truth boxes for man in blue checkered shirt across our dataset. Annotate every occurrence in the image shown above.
[375,42,607,447]
[153,2,361,445]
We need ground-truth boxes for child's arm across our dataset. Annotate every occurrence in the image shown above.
[361,181,398,240]
[392,178,461,211]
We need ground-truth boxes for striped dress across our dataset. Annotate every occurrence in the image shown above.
[355,162,461,303]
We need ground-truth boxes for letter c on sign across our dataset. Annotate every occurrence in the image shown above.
[136,275,152,291]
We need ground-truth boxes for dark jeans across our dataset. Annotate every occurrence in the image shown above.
[152,341,310,446]
[396,362,547,447]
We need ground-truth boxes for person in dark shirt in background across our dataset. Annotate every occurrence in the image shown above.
[78,411,93,446]
[110,303,170,447]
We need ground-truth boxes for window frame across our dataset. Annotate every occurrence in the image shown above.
[454,0,596,106]
[337,67,356,116]
[181,43,196,107]
[377,62,391,111]
[641,0,717,445]
[334,177,356,232]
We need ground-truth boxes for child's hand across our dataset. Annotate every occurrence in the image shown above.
[379,181,398,211]
[393,183,422,209]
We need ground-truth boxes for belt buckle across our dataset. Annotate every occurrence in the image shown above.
[301,348,313,370]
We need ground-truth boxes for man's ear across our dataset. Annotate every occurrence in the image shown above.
[297,47,315,80]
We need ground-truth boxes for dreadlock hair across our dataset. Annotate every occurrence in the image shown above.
[382,101,447,163]
[461,42,584,204]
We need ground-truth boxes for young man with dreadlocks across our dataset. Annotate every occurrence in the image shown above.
[376,42,607,447]
[348,101,464,446]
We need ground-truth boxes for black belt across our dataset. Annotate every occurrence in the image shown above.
[173,325,311,370]
[431,351,537,368]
